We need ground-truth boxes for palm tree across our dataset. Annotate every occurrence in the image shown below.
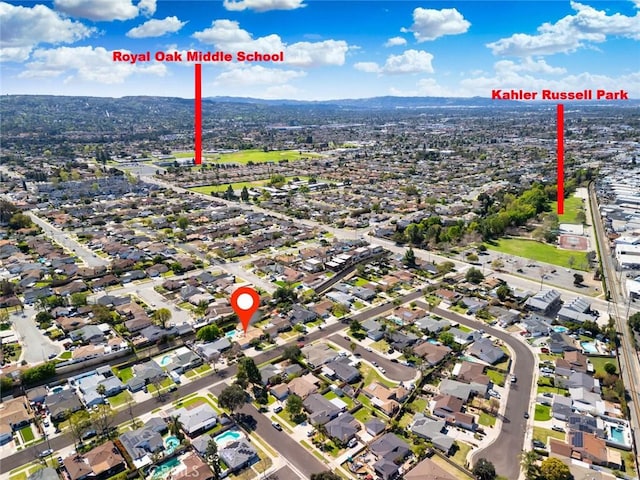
[167,415,184,441]
[96,384,106,397]
[313,422,327,442]
[521,450,539,480]
[205,439,222,480]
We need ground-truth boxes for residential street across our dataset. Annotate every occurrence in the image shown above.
[10,305,61,364]
[27,212,109,268]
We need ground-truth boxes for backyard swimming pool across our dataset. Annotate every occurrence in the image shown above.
[225,329,237,338]
[609,425,625,444]
[580,341,598,354]
[158,355,173,367]
[214,430,243,447]
[165,436,180,454]
[149,456,181,480]
[552,326,569,333]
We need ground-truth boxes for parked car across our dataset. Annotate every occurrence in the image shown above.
[510,374,517,383]
[488,389,501,399]
[347,438,357,448]
[379,367,386,374]
[271,422,282,431]
[38,449,53,458]
[523,412,529,419]
[540,347,550,353]
[532,440,546,449]
[552,425,565,432]
[273,405,283,414]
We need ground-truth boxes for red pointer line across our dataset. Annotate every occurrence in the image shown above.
[556,103,564,215]
[194,63,202,166]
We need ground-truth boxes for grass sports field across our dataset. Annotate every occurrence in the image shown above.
[172,149,321,165]
[190,180,270,194]
[486,238,589,270]
[189,176,311,195]
[550,195,584,224]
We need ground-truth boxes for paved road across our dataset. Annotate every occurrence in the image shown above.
[415,302,534,480]
[27,212,109,268]
[2,289,428,472]
[269,465,302,480]
[10,305,61,364]
[209,386,326,479]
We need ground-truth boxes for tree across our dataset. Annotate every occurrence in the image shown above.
[91,404,115,438]
[496,284,511,301]
[8,213,33,231]
[488,398,500,415]
[282,345,301,362]
[403,247,416,268]
[205,439,222,480]
[521,450,539,480]
[224,184,235,200]
[539,457,571,480]
[67,410,90,448]
[240,186,249,202]
[465,267,484,284]
[218,384,247,416]
[286,394,304,422]
[576,210,586,224]
[310,473,342,480]
[573,273,584,286]
[604,362,617,375]
[96,384,106,397]
[153,308,172,328]
[167,415,184,441]
[438,331,455,348]
[472,458,496,480]
[237,357,261,386]
[437,261,455,275]
[196,324,222,342]
[176,217,189,230]
[491,258,504,270]
[70,292,88,307]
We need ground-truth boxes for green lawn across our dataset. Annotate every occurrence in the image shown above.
[108,390,132,408]
[360,363,397,388]
[18,426,34,443]
[115,366,133,382]
[486,238,589,270]
[486,369,506,387]
[534,404,551,421]
[370,339,391,353]
[353,277,369,287]
[409,397,428,413]
[537,385,568,396]
[451,441,473,467]
[59,351,72,360]
[324,391,354,408]
[353,407,374,423]
[587,356,618,376]
[550,195,584,225]
[533,427,565,443]
[204,149,321,165]
[478,411,497,427]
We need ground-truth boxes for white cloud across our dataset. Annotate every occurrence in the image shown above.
[354,49,434,75]
[263,84,300,98]
[19,46,167,83]
[193,20,350,67]
[53,0,140,21]
[354,61,381,73]
[0,2,93,62]
[487,1,640,56]
[494,58,566,75]
[384,36,407,47]
[223,0,305,12]
[403,7,470,41]
[137,0,156,16]
[126,16,186,38]
[214,65,305,86]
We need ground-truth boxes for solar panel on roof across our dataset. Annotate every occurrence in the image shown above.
[572,431,584,447]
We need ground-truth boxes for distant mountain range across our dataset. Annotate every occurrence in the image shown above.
[204,95,640,108]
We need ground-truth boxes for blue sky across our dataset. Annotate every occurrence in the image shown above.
[1,0,639,99]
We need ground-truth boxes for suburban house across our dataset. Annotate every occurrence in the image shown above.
[195,337,231,362]
[219,438,258,473]
[412,342,451,366]
[118,418,167,468]
[173,403,218,437]
[324,358,361,383]
[63,441,126,480]
[557,297,598,324]
[410,413,454,454]
[404,457,456,480]
[369,433,411,480]
[549,432,622,469]
[467,338,505,364]
[324,413,360,443]
[303,393,341,425]
[46,389,83,421]
[0,396,33,432]
[525,289,562,315]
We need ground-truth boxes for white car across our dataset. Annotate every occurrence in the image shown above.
[488,389,501,399]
